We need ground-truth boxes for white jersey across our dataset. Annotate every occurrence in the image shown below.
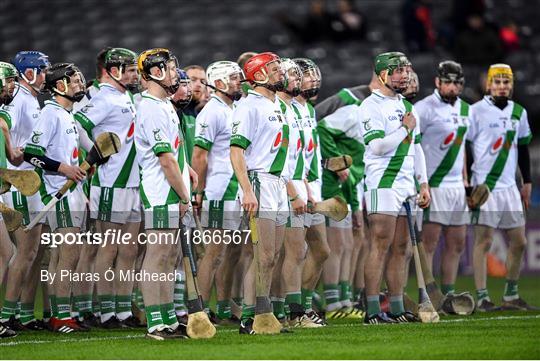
[24,100,80,198]
[467,96,532,191]
[0,84,41,171]
[135,92,190,208]
[279,96,303,181]
[416,90,470,188]
[194,95,238,201]
[74,83,139,188]
[72,80,100,114]
[292,99,321,182]
[230,90,289,176]
[359,90,421,191]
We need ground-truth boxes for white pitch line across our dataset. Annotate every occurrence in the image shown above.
[1,314,539,347]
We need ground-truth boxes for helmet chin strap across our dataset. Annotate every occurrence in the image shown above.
[21,69,44,94]
[203,81,241,102]
[490,95,509,110]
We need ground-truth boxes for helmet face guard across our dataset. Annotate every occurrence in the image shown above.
[244,52,285,92]
[486,63,513,100]
[46,63,86,102]
[280,58,302,97]
[293,58,321,99]
[104,48,139,92]
[374,52,412,94]
[171,69,193,109]
[205,61,245,101]
[12,51,50,93]
[0,62,19,105]
[138,48,180,95]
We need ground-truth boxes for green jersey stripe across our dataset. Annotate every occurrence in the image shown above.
[338,88,362,105]
[429,126,467,187]
[518,134,532,145]
[194,137,213,151]
[269,124,290,176]
[230,134,251,149]
[307,128,320,182]
[377,137,413,188]
[113,143,137,188]
[73,112,95,140]
[484,130,516,191]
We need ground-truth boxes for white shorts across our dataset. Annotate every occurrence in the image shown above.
[287,179,308,229]
[422,187,469,226]
[144,203,181,230]
[90,186,141,224]
[3,191,46,226]
[365,188,416,217]
[305,180,325,227]
[248,171,288,226]
[47,186,87,231]
[201,199,242,230]
[472,186,525,229]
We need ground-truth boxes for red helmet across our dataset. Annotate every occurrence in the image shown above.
[243,52,280,84]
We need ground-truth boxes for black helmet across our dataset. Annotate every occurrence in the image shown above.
[45,63,86,102]
[437,60,464,82]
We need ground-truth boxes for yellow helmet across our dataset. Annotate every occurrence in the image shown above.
[137,48,176,81]
[486,63,513,90]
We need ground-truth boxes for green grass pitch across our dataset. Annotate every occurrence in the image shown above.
[1,276,539,359]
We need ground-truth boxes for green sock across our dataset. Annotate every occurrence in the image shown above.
[339,281,352,303]
[160,303,177,327]
[145,304,164,332]
[390,295,405,315]
[367,295,381,317]
[76,294,93,315]
[173,276,186,314]
[323,284,339,308]
[301,288,313,311]
[99,294,115,317]
[135,289,145,311]
[20,303,35,324]
[71,296,78,318]
[441,284,455,295]
[503,280,519,301]
[50,295,58,318]
[0,300,17,322]
[56,297,71,320]
[116,295,132,314]
[476,288,490,302]
[15,301,21,319]
[271,297,285,319]
[241,303,255,322]
[92,300,100,315]
[216,300,231,320]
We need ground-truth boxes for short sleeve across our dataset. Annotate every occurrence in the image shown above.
[359,102,385,145]
[517,108,532,145]
[230,103,256,149]
[466,106,478,142]
[74,95,110,140]
[25,110,56,156]
[140,107,174,155]
[194,106,220,151]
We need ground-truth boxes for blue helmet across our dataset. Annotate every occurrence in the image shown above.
[12,51,50,76]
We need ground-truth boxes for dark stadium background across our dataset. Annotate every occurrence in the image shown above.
[1,0,539,211]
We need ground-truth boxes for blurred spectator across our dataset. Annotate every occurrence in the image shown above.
[402,0,436,53]
[328,0,367,42]
[276,0,331,43]
[499,20,521,52]
[454,14,503,66]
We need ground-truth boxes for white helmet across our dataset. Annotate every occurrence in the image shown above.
[280,58,302,97]
[206,61,244,93]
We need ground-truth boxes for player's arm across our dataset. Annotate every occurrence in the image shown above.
[158,152,190,203]
[287,181,306,215]
[369,113,414,155]
[0,117,23,166]
[414,143,430,208]
[230,146,257,216]
[517,108,532,209]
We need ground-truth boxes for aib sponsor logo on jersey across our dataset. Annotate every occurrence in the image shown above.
[126,121,135,142]
[72,147,78,161]
[305,136,315,157]
[271,130,288,153]
[490,133,512,155]
[440,130,462,150]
